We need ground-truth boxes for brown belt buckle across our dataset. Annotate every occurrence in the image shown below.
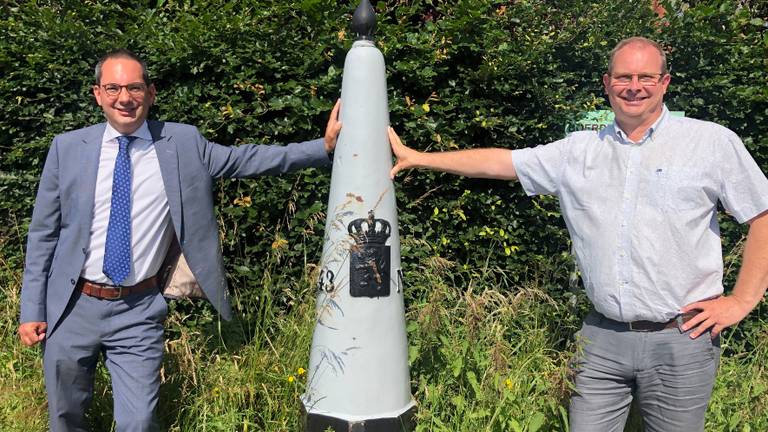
[102,283,123,299]
[628,321,648,332]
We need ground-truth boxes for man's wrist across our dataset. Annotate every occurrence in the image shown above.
[729,291,762,311]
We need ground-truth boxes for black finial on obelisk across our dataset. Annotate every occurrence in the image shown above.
[351,0,376,40]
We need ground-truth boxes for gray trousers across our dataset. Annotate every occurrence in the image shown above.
[569,311,720,432]
[43,288,168,432]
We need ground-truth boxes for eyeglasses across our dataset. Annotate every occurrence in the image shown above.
[610,73,665,87]
[99,82,148,97]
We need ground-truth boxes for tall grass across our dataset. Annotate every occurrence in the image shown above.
[1,233,767,430]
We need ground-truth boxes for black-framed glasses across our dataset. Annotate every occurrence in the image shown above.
[100,82,148,97]
[610,73,665,87]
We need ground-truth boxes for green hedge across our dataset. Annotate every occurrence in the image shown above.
[1,0,766,337]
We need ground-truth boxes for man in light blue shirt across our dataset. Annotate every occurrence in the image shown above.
[387,37,768,431]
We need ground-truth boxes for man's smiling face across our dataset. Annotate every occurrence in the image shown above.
[93,57,156,135]
[603,42,670,131]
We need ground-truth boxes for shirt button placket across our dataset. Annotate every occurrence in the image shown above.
[617,145,642,317]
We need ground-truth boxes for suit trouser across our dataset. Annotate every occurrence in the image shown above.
[569,311,720,432]
[43,287,168,432]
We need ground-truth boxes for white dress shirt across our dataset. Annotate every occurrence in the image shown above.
[512,106,768,322]
[81,122,174,285]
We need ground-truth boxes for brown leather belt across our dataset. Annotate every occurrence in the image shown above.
[596,310,699,332]
[77,276,159,300]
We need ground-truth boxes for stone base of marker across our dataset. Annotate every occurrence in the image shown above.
[301,402,416,432]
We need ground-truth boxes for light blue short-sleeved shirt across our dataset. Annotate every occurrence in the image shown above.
[512,106,768,322]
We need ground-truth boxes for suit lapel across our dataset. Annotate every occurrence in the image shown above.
[79,124,106,233]
[149,120,183,240]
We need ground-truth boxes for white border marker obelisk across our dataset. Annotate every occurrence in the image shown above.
[302,1,416,430]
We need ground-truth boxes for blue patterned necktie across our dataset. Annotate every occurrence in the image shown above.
[103,135,137,285]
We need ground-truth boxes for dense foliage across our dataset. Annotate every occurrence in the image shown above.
[1,0,766,430]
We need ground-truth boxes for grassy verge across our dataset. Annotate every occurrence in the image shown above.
[1,250,766,431]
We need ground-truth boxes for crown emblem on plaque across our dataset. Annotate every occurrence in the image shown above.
[347,210,391,245]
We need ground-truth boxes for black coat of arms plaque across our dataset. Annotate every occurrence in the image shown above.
[348,210,391,298]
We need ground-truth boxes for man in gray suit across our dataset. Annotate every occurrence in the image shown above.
[17,48,341,431]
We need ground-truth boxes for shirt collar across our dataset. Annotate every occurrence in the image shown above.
[613,105,669,144]
[103,121,153,144]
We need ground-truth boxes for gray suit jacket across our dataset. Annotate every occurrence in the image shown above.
[20,120,330,334]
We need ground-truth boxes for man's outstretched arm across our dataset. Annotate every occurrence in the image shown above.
[388,127,517,181]
[199,100,342,178]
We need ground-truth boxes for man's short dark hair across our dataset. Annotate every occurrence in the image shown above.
[94,49,151,85]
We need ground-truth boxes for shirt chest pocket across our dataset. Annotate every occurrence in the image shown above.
[650,167,709,211]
